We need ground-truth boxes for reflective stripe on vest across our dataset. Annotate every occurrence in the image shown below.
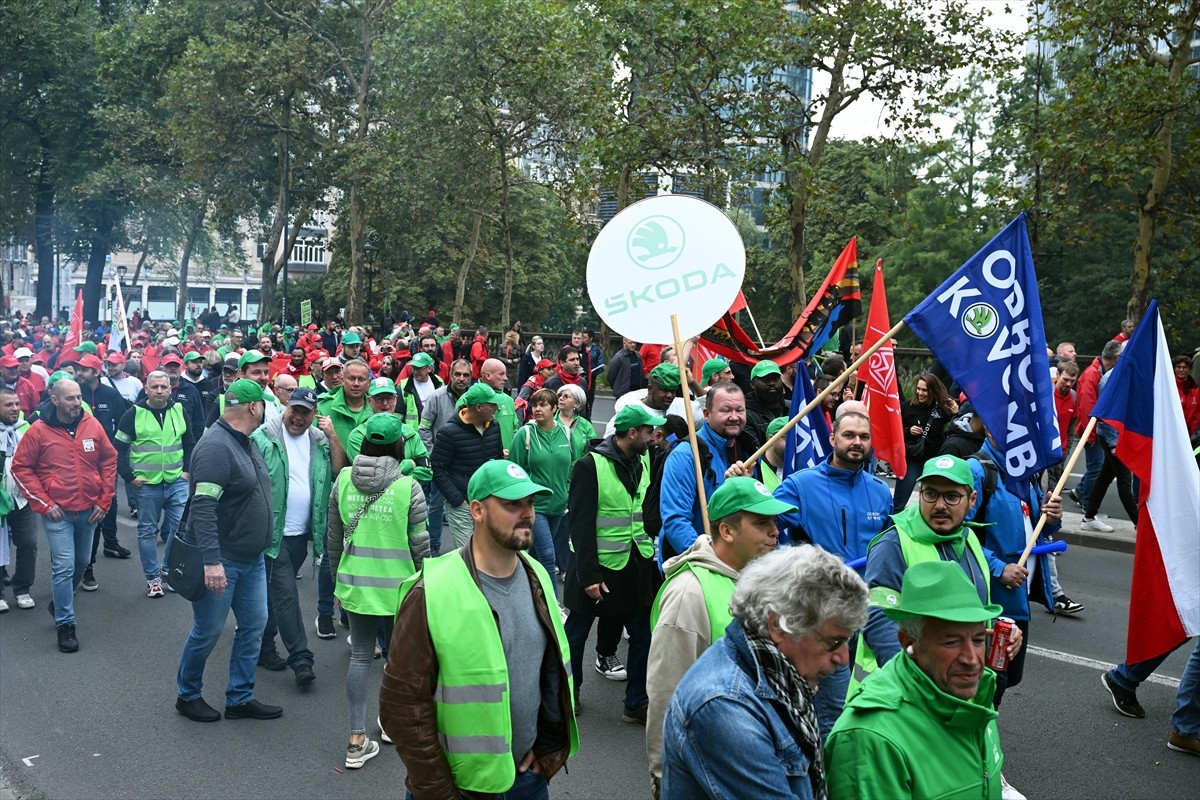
[416,551,579,793]
[650,560,737,645]
[332,467,414,616]
[129,405,186,484]
[591,452,652,570]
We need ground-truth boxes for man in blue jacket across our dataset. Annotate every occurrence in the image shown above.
[772,409,893,737]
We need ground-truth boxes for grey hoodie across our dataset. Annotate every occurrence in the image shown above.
[326,454,430,580]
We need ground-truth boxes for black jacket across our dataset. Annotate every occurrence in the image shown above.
[745,389,789,447]
[429,413,503,507]
[187,419,272,564]
[79,379,127,444]
[607,348,644,396]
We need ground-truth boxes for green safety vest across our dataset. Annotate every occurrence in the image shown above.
[298,374,316,390]
[399,551,579,793]
[650,562,736,644]
[332,468,415,616]
[121,405,186,484]
[850,523,991,697]
[592,452,653,570]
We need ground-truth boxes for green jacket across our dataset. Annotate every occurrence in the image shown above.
[826,651,1003,800]
[493,392,518,452]
[251,415,333,559]
[317,386,373,450]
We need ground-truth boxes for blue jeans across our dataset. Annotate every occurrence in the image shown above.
[317,553,335,617]
[405,768,548,800]
[423,481,444,555]
[565,608,650,710]
[531,513,562,584]
[177,555,268,706]
[1108,641,1185,692]
[42,510,96,627]
[1172,639,1200,738]
[135,480,187,580]
[1074,439,1105,504]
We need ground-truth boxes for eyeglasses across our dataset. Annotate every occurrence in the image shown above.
[811,630,856,653]
[919,488,968,506]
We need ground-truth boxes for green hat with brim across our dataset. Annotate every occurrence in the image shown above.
[648,362,680,388]
[48,370,74,387]
[881,560,1003,623]
[363,413,404,445]
[225,378,264,405]
[237,349,271,370]
[750,360,782,379]
[918,454,975,488]
[467,460,550,503]
[72,341,99,356]
[410,352,435,369]
[708,476,796,522]
[341,332,362,346]
[765,416,790,439]
[701,358,729,384]
[456,382,502,409]
[613,404,667,432]
[183,351,204,363]
[367,377,397,397]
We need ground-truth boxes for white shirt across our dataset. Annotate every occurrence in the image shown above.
[282,429,312,536]
[412,376,435,405]
[108,375,144,404]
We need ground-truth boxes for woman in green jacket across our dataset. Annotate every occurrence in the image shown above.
[553,383,594,578]
[512,389,571,587]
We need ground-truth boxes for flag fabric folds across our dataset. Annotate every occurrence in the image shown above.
[857,260,907,478]
[1090,300,1200,664]
[109,283,131,353]
[781,366,831,479]
[902,214,1061,491]
[63,291,84,352]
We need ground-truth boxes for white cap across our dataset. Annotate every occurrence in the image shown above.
[13,347,34,359]
[163,336,180,348]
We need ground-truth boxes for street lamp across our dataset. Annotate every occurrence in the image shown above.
[364,240,379,326]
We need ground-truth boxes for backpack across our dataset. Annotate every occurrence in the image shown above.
[646,436,713,561]
[968,450,1001,523]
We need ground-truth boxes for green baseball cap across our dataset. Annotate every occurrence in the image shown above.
[363,413,404,445]
[467,460,550,502]
[341,331,362,346]
[918,454,975,488]
[72,341,99,355]
[367,377,397,397]
[456,382,502,409]
[48,370,74,387]
[410,352,435,369]
[750,360,782,379]
[701,358,730,384]
[225,378,264,405]
[183,351,204,363]
[237,349,271,370]
[612,404,667,432]
[707,476,797,522]
[648,362,680,388]
[765,416,790,439]
[881,560,1003,623]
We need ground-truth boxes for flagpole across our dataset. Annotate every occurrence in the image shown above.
[1017,416,1098,567]
[672,314,711,535]
[743,302,766,350]
[735,319,908,473]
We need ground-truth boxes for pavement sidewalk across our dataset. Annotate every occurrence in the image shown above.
[1058,508,1136,554]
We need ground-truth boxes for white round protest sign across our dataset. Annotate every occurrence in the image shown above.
[587,195,746,344]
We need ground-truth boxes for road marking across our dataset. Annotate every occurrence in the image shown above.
[1028,645,1181,688]
[21,755,38,767]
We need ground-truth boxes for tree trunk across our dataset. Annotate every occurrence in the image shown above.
[261,94,292,320]
[499,158,515,331]
[175,201,207,324]
[33,147,55,320]
[453,211,484,325]
[83,204,116,325]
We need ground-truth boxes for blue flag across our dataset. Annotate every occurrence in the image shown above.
[782,365,831,478]
[902,214,1061,490]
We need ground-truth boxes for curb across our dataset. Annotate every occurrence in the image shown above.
[1062,529,1135,555]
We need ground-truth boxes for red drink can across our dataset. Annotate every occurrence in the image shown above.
[988,617,1014,670]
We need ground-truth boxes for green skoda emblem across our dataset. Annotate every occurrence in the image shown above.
[962,302,999,338]
[627,215,685,270]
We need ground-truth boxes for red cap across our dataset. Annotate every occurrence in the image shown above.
[307,349,329,363]
[0,355,18,368]
[105,352,127,364]
[77,354,104,371]
[306,323,319,331]
[160,354,184,366]
[536,358,554,371]
[321,357,342,372]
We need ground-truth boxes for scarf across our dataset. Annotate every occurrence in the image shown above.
[554,365,581,386]
[743,626,826,800]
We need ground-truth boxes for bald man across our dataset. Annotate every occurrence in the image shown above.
[479,357,518,454]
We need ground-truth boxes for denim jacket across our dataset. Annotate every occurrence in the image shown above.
[662,620,816,800]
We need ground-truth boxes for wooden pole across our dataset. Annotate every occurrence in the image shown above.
[671,314,710,536]
[1017,416,1098,567]
[736,319,908,472]
[743,303,767,349]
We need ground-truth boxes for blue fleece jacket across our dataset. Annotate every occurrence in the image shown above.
[659,423,733,565]
[772,457,893,557]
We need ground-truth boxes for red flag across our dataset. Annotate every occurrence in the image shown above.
[857,260,907,477]
[63,290,84,352]
[728,290,748,314]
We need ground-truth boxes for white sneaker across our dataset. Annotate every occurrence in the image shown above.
[345,738,380,769]
[1080,518,1115,533]
[0,598,8,612]
[377,716,392,744]
[147,578,165,598]
[1000,773,1027,800]
[15,594,34,609]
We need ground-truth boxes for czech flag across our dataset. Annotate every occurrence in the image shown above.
[1091,300,1200,664]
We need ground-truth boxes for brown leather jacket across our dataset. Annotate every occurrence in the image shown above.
[379,538,574,800]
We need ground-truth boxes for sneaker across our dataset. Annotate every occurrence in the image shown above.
[258,650,287,672]
[1080,517,1115,533]
[1168,730,1200,756]
[622,704,648,725]
[377,716,392,744]
[595,654,628,681]
[147,578,165,598]
[0,598,8,613]
[103,543,132,559]
[1068,488,1082,506]
[294,664,316,688]
[130,507,138,519]
[57,623,79,653]
[295,568,303,580]
[999,773,1026,800]
[15,594,34,609]
[1101,671,1146,718]
[345,738,380,769]
[1053,595,1085,615]
[80,568,98,592]
[315,614,336,639]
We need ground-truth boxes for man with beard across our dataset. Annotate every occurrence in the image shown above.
[418,359,473,555]
[380,460,577,799]
[181,351,218,414]
[105,353,144,404]
[159,354,207,435]
[543,345,583,395]
[771,411,893,737]
[744,361,790,446]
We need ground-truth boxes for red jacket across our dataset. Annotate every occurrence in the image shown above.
[1074,358,1103,442]
[469,335,489,379]
[1054,386,1077,451]
[6,376,40,418]
[1178,375,1200,435]
[11,411,117,514]
[640,343,664,378]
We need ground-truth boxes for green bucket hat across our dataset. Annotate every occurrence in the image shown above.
[467,460,550,503]
[648,362,680,388]
[456,382,502,409]
[881,560,1003,623]
[707,476,796,522]
[918,455,975,488]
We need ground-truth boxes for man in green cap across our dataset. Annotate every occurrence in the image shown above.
[381,459,577,797]
[317,358,372,449]
[563,403,664,724]
[825,560,1007,800]
[396,351,441,427]
[344,378,431,479]
[700,358,732,393]
[338,331,365,364]
[759,416,789,490]
[745,360,789,446]
[646,476,794,796]
[429,381,504,549]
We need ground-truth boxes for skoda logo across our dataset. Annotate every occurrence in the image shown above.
[754,482,772,497]
[935,456,954,469]
[962,302,999,339]
[626,215,685,271]
[506,463,527,479]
